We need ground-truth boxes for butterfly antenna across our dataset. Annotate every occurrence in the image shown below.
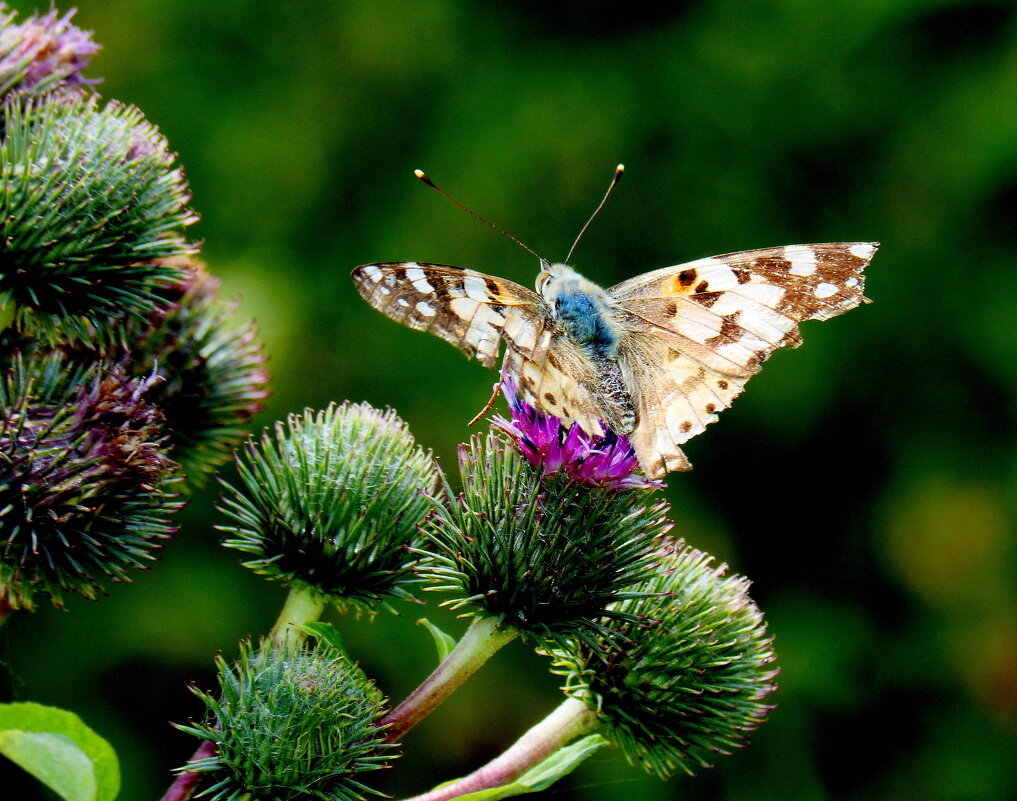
[414,169,547,264]
[564,164,624,264]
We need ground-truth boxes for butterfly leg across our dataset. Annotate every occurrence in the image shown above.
[468,379,503,426]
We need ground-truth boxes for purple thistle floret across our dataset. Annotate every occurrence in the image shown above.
[0,7,99,96]
[492,369,662,491]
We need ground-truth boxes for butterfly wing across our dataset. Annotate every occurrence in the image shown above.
[352,262,612,432]
[352,262,541,368]
[609,243,876,477]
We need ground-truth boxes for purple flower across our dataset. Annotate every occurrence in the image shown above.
[492,368,662,491]
[0,8,99,97]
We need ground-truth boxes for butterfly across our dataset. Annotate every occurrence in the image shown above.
[352,176,875,479]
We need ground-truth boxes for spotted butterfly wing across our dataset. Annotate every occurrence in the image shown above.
[351,262,615,436]
[609,243,875,476]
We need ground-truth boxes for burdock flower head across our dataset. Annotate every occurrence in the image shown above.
[218,402,441,612]
[0,94,197,343]
[492,370,660,491]
[77,258,271,486]
[0,6,99,102]
[418,425,670,649]
[0,353,181,610]
[550,537,779,778]
[178,639,396,801]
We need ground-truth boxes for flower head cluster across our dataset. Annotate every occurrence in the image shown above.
[550,537,778,778]
[0,6,98,101]
[0,353,181,609]
[492,371,660,491]
[179,640,397,801]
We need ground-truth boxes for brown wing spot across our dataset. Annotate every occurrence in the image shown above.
[746,350,769,370]
[543,392,557,406]
[561,406,570,417]
[720,313,741,340]
[680,421,692,433]
[695,280,710,293]
[755,256,792,273]
[705,403,716,413]
[704,313,742,347]
[717,379,729,390]
[665,301,677,316]
[734,267,751,284]
[667,270,699,294]
[546,351,562,370]
[666,347,681,361]
[693,291,723,308]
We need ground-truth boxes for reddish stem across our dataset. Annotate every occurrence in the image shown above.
[380,617,518,742]
[401,697,599,801]
[158,739,217,801]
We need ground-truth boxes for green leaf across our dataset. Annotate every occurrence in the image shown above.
[435,734,609,801]
[0,731,96,801]
[0,702,119,801]
[300,621,347,657]
[416,617,457,663]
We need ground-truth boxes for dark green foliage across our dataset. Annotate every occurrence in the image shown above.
[0,94,197,342]
[418,431,672,649]
[551,538,778,778]
[0,351,181,610]
[178,641,396,801]
[218,402,440,611]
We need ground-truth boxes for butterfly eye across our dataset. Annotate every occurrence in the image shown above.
[536,269,553,296]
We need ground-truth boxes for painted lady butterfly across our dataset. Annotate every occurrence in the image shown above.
[353,172,875,478]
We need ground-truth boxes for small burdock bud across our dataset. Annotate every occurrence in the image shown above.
[95,259,270,486]
[218,402,441,611]
[0,352,181,610]
[178,640,396,801]
[550,538,779,778]
[0,94,198,342]
[0,6,99,101]
[417,431,672,649]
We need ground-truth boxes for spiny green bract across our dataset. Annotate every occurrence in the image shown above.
[0,352,181,610]
[218,402,441,611]
[179,641,396,801]
[417,431,671,650]
[550,538,778,778]
[0,94,197,343]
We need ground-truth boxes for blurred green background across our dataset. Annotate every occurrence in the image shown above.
[3,0,1017,799]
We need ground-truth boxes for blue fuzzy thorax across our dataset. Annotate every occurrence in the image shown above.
[539,264,620,358]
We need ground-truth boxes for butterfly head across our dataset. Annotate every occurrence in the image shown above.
[536,261,583,301]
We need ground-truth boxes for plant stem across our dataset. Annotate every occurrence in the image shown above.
[381,616,518,742]
[158,739,217,801]
[269,586,325,648]
[400,697,600,801]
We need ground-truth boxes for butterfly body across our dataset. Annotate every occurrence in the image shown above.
[353,242,876,478]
